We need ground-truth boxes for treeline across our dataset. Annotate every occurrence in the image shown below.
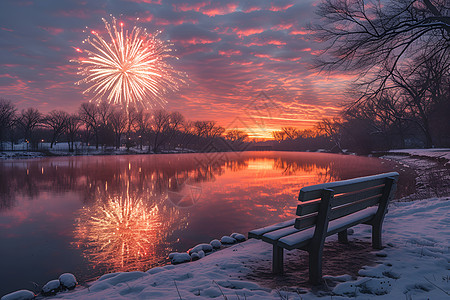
[308,0,450,154]
[0,100,250,152]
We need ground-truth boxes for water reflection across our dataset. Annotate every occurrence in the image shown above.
[73,183,186,272]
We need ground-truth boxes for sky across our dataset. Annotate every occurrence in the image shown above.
[0,0,353,139]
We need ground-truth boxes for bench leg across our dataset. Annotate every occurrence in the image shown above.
[372,223,383,249]
[272,245,284,274]
[338,230,348,243]
[308,249,323,285]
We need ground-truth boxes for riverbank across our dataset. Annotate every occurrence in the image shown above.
[40,151,448,299]
[0,143,195,160]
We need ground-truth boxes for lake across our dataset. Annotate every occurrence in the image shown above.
[0,151,414,296]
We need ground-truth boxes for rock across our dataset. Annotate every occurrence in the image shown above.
[42,279,61,295]
[347,228,354,235]
[0,290,35,300]
[59,273,77,290]
[221,236,237,244]
[191,252,200,261]
[170,252,191,264]
[188,243,213,254]
[232,233,246,242]
[210,239,222,249]
[190,250,205,261]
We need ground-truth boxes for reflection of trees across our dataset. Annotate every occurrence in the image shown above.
[0,152,413,211]
[73,183,186,273]
[272,156,338,182]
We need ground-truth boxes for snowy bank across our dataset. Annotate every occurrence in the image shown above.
[32,195,449,300]
[388,148,450,165]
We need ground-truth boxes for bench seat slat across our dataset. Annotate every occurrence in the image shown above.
[278,206,378,250]
[261,223,310,244]
[248,219,295,239]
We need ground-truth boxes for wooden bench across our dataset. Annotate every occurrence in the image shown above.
[248,172,399,284]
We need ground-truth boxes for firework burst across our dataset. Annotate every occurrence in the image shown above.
[73,17,185,108]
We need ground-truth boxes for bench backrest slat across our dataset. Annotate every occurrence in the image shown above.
[294,213,317,230]
[296,185,385,216]
[329,195,380,221]
[294,172,399,230]
[298,172,398,202]
[332,185,385,208]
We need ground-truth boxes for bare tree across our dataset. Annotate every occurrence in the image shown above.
[109,108,127,149]
[66,114,81,152]
[125,106,139,149]
[272,130,287,141]
[314,0,449,97]
[194,121,225,138]
[79,103,100,149]
[226,129,248,142]
[43,110,68,148]
[150,110,170,153]
[18,108,42,150]
[315,118,343,151]
[135,108,152,150]
[0,99,17,150]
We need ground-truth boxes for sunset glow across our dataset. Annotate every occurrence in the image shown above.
[0,0,353,137]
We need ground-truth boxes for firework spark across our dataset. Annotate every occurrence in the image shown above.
[73,17,185,108]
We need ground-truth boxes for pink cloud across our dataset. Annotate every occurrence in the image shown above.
[269,3,294,11]
[233,27,264,37]
[40,27,64,35]
[201,3,238,16]
[218,49,242,57]
[174,1,210,12]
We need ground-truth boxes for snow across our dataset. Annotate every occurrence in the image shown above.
[209,239,222,249]
[168,253,191,264]
[42,279,60,295]
[220,236,237,244]
[39,195,448,299]
[389,148,450,164]
[231,233,246,242]
[191,250,205,261]
[59,273,77,290]
[0,142,194,160]
[0,290,35,300]
[189,243,213,254]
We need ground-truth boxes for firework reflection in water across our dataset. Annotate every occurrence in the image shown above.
[73,188,184,272]
[73,17,186,108]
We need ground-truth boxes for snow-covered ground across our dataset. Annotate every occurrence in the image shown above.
[2,149,449,300]
[20,196,443,300]
[382,149,450,201]
[0,142,194,159]
[388,148,450,165]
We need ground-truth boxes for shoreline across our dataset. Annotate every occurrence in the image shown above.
[2,150,449,299]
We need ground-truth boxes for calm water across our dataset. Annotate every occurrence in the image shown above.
[0,152,414,296]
